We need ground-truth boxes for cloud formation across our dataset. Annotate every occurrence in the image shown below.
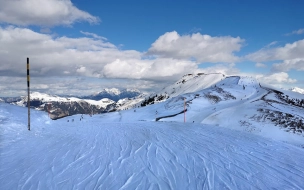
[0,26,122,77]
[197,64,239,76]
[103,58,197,80]
[0,0,100,26]
[80,31,107,40]
[1,25,301,97]
[246,39,304,62]
[255,63,267,68]
[247,39,304,74]
[285,28,304,36]
[147,31,244,63]
[0,26,201,96]
[256,72,297,85]
[272,59,304,72]
[0,26,200,81]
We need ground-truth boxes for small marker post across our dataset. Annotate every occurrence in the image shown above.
[184,98,186,123]
[46,103,52,118]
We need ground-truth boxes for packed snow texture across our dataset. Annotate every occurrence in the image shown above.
[1,103,304,189]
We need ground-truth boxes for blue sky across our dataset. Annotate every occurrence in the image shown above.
[0,0,303,96]
[71,1,303,51]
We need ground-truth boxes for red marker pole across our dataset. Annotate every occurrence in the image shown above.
[46,103,52,118]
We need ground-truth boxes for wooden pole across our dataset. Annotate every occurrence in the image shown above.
[27,58,30,131]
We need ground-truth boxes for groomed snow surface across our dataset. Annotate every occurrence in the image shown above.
[1,103,304,189]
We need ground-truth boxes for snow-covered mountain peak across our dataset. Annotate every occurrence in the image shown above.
[93,88,120,96]
[290,87,304,94]
[18,92,71,102]
[177,72,225,84]
[30,92,60,100]
[103,88,121,95]
[94,88,141,96]
[86,88,142,102]
[159,73,226,98]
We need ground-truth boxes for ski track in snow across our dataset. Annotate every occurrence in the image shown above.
[1,103,304,190]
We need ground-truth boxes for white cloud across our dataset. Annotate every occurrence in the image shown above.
[246,39,304,62]
[256,72,297,85]
[247,39,304,74]
[76,66,86,73]
[147,31,244,63]
[0,75,169,97]
[0,26,131,77]
[265,41,278,48]
[80,31,107,40]
[285,28,304,36]
[0,26,200,81]
[196,64,240,76]
[0,0,100,26]
[272,59,304,72]
[0,27,202,96]
[103,58,197,80]
[255,63,267,68]
[1,26,300,97]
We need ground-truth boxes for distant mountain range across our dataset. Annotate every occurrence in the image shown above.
[8,92,116,119]
[1,88,143,119]
[81,88,141,101]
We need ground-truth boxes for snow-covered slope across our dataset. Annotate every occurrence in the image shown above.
[159,73,225,98]
[117,73,226,110]
[115,74,304,144]
[1,103,304,189]
[113,75,304,146]
[1,73,304,189]
[116,95,146,110]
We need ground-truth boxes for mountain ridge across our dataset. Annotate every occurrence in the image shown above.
[113,73,304,146]
[82,88,142,101]
[290,87,304,94]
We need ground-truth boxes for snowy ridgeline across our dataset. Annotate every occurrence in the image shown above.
[122,75,304,146]
[1,73,304,189]
[1,103,304,189]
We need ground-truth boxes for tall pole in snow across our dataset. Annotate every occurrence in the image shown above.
[27,58,30,131]
[184,98,186,123]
